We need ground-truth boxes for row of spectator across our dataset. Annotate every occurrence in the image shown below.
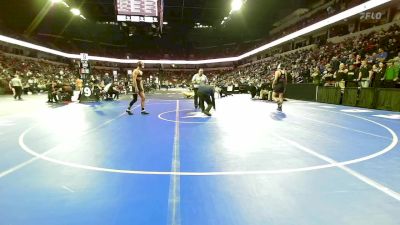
[1,23,400,97]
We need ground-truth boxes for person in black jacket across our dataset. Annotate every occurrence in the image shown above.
[197,85,216,116]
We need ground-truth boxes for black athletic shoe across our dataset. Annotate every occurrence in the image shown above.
[126,109,133,115]
[203,111,212,116]
[277,104,282,112]
[141,110,149,115]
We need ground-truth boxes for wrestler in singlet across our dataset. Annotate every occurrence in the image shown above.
[126,61,149,115]
[136,69,144,93]
[273,70,286,94]
[272,64,287,111]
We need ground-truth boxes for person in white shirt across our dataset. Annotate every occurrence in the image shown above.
[192,68,208,109]
[9,74,23,100]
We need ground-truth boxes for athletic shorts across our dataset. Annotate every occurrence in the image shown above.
[273,84,285,93]
[136,79,144,93]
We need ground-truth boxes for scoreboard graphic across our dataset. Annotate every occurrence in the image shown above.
[116,0,157,17]
[116,0,162,23]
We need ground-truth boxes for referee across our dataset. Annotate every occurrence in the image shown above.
[9,74,23,100]
[197,84,216,116]
[192,68,208,109]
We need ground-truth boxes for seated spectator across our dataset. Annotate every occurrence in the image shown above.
[259,79,272,100]
[109,83,120,100]
[387,39,397,59]
[365,53,375,65]
[354,55,362,68]
[376,48,388,62]
[331,56,340,72]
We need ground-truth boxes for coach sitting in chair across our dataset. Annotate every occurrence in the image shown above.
[197,84,216,116]
[103,81,120,100]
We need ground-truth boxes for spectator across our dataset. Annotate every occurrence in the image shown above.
[358,60,370,88]
[376,48,388,62]
[334,63,348,89]
[104,73,113,85]
[331,56,340,72]
[369,64,380,88]
[383,60,398,88]
[346,64,358,87]
[394,57,400,88]
[322,64,335,86]
[370,62,385,88]
[311,66,321,85]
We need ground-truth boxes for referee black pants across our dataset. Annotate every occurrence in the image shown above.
[249,86,257,98]
[198,92,212,113]
[193,88,199,108]
[13,86,22,99]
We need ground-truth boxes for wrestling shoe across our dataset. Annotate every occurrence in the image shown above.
[277,103,282,112]
[203,111,212,116]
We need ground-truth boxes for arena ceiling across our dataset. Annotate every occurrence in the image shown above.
[0,0,319,53]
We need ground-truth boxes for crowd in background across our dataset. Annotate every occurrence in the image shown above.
[0,53,75,95]
[207,23,400,91]
[150,23,400,91]
[1,21,400,101]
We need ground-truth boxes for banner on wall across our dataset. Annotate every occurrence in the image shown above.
[79,53,98,102]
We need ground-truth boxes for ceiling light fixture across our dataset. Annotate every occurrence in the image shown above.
[231,0,243,12]
[70,8,81,16]
[222,0,246,25]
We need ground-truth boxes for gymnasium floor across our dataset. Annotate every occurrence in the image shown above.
[0,92,400,225]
